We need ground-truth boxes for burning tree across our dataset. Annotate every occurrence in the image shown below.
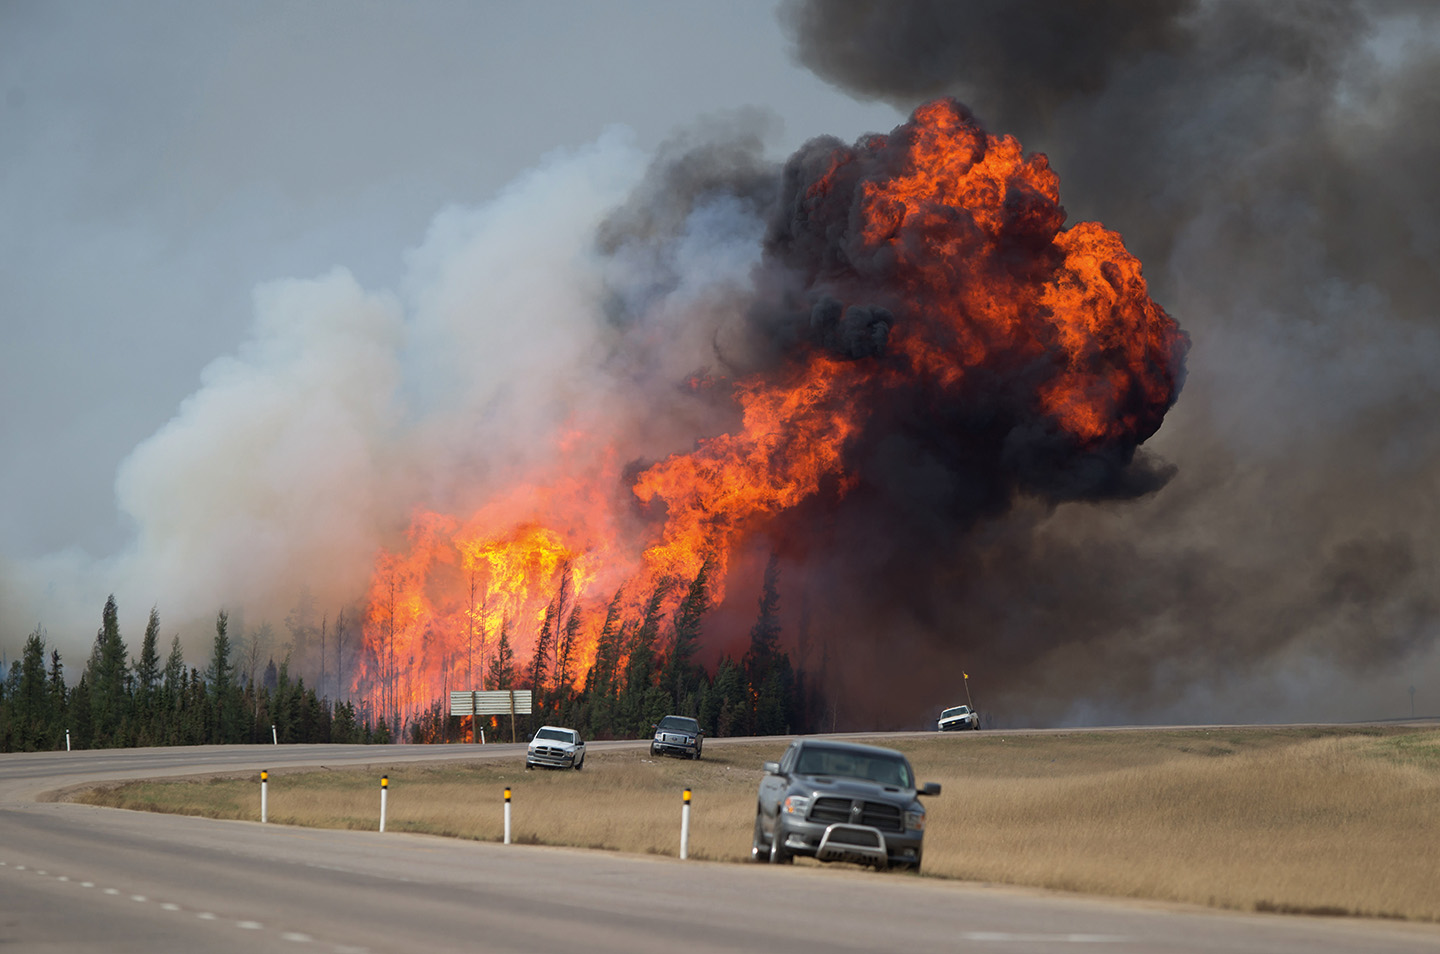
[352,98,1187,734]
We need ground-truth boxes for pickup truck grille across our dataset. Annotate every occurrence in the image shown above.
[530,745,569,759]
[809,796,904,832]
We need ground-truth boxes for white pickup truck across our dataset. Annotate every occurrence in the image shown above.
[937,705,980,731]
[526,725,586,769]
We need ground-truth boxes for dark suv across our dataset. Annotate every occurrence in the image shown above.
[752,739,940,871]
[650,715,703,759]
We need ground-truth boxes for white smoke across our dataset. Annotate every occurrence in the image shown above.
[1,120,783,670]
[4,131,626,659]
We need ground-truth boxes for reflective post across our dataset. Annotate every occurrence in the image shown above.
[380,775,388,832]
[680,788,692,860]
[503,787,512,845]
[261,770,268,824]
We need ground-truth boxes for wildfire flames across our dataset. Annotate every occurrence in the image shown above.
[354,99,1188,725]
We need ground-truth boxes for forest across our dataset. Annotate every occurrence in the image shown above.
[0,556,825,752]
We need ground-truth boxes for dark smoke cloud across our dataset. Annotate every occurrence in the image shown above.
[598,98,1190,727]
[767,0,1440,725]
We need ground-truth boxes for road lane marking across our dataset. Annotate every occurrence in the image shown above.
[960,933,1131,944]
[3,859,351,952]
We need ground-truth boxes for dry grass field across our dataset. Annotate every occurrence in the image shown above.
[76,725,1440,922]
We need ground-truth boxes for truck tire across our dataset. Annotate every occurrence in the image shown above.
[769,826,793,865]
[751,814,768,863]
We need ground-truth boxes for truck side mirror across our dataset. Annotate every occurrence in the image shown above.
[763,761,781,775]
[919,782,941,796]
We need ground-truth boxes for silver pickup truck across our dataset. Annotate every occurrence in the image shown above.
[752,739,940,872]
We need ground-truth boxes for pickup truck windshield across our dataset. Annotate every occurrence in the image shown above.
[535,728,574,743]
[657,717,698,732]
[795,748,913,787]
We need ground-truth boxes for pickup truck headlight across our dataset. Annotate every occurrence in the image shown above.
[782,795,811,816]
[904,809,926,831]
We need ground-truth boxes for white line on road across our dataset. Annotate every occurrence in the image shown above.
[960,933,1131,944]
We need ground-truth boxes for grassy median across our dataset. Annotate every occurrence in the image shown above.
[75,725,1440,922]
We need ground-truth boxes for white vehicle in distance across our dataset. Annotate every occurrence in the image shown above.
[937,705,980,731]
[526,725,586,770]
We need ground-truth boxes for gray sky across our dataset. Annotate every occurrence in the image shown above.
[0,0,898,561]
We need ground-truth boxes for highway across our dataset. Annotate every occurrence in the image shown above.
[1,740,1436,954]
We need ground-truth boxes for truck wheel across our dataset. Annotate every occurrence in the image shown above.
[573,755,583,770]
[751,814,767,863]
[769,827,793,865]
[650,743,658,757]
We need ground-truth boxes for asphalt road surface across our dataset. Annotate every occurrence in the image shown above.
[1,740,1436,954]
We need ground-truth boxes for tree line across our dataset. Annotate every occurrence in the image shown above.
[0,554,827,752]
[0,597,386,752]
[408,553,826,745]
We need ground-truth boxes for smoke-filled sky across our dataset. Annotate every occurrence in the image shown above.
[4,0,1438,727]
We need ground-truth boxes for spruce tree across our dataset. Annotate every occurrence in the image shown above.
[206,610,242,743]
[743,555,782,690]
[132,607,161,742]
[87,595,130,746]
[585,590,625,700]
[663,557,711,715]
[487,617,515,690]
[47,648,67,747]
[553,606,582,715]
[618,580,672,735]
[15,628,49,750]
[528,601,555,719]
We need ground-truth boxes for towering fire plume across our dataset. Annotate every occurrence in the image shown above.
[353,99,1187,727]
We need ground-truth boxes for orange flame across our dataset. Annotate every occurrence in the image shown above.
[351,99,1186,728]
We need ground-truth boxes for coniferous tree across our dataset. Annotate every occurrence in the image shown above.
[47,648,67,746]
[487,617,515,690]
[741,553,797,735]
[618,580,672,736]
[743,555,782,690]
[87,596,130,746]
[708,657,748,737]
[585,590,626,700]
[553,607,582,716]
[0,664,15,752]
[14,628,49,751]
[206,611,242,743]
[581,590,627,739]
[528,602,555,718]
[132,607,161,742]
[69,673,94,748]
[663,557,711,715]
[159,636,185,745]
